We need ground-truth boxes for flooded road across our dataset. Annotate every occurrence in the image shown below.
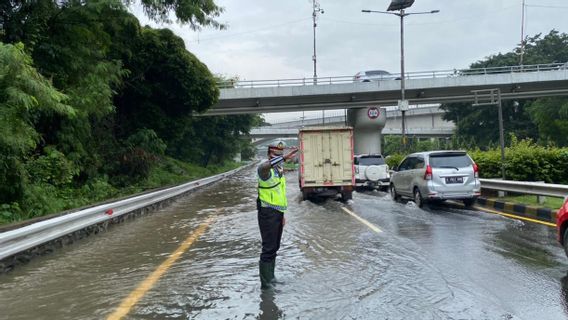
[1,167,568,319]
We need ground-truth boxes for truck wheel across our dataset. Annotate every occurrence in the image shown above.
[342,191,353,201]
[302,190,309,201]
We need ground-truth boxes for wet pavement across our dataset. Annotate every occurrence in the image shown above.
[1,167,568,319]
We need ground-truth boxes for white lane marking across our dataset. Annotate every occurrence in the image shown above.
[341,207,383,234]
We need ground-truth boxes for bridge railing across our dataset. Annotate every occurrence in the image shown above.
[0,165,253,262]
[480,179,568,198]
[217,63,567,89]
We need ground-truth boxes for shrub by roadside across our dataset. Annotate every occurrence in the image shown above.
[384,138,568,184]
[470,138,568,184]
[0,158,241,225]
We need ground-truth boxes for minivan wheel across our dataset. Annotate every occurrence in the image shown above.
[414,188,424,208]
[390,184,400,201]
[463,198,476,208]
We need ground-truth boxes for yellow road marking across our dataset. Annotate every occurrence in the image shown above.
[473,205,556,228]
[107,216,215,320]
[341,207,382,233]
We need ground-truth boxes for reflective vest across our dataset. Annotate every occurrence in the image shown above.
[258,168,287,212]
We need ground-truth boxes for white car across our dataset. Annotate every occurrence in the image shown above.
[354,154,390,191]
[354,70,400,82]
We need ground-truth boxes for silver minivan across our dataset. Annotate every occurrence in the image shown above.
[390,151,481,207]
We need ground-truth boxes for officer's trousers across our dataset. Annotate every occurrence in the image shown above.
[257,203,284,263]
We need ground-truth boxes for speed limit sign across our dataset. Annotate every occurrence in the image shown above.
[367,107,380,119]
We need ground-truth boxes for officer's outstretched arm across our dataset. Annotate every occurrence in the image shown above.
[258,161,273,180]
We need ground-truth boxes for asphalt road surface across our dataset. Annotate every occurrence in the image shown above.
[1,167,567,319]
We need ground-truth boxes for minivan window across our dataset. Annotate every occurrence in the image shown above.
[398,158,411,171]
[429,154,472,168]
[414,158,425,169]
[358,156,385,166]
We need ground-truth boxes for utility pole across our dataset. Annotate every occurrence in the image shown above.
[472,89,506,180]
[312,0,324,122]
[520,0,526,65]
[312,0,324,84]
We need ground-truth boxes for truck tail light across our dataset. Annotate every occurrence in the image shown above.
[473,163,479,178]
[424,165,432,180]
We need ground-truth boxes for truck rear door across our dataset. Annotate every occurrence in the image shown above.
[327,130,353,185]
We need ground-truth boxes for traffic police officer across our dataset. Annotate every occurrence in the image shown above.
[257,141,298,289]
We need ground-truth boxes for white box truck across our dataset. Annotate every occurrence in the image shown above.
[298,126,355,201]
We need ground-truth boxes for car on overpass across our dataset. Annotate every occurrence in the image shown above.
[389,151,481,208]
[353,70,400,82]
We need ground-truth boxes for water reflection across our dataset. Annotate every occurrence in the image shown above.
[258,290,283,320]
[561,272,568,316]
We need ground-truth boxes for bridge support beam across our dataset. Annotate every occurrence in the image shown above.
[347,107,387,155]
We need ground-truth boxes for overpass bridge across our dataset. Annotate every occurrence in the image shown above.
[208,63,568,115]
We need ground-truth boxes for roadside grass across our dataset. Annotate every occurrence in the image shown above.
[491,194,564,210]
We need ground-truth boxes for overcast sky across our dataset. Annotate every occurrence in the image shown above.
[131,0,568,122]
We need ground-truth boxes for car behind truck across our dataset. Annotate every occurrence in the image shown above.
[298,127,355,201]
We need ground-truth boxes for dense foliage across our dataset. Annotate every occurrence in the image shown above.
[441,31,568,148]
[469,138,568,184]
[0,0,260,223]
[385,138,568,184]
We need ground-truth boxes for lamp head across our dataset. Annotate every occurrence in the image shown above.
[387,0,415,11]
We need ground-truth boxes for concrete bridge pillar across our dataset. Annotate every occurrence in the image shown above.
[347,107,387,155]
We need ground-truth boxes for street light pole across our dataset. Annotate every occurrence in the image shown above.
[399,10,407,148]
[361,7,439,149]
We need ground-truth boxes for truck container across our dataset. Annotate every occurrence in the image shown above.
[298,126,355,201]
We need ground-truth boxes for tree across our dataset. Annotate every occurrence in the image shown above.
[114,27,219,143]
[0,42,74,203]
[441,30,568,148]
[134,0,224,29]
[528,97,568,146]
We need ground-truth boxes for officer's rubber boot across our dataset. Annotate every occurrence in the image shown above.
[269,259,282,284]
[259,261,274,290]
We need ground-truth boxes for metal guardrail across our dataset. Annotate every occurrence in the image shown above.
[0,165,251,261]
[480,179,568,198]
[217,63,568,89]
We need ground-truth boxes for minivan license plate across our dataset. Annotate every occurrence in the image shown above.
[445,177,463,184]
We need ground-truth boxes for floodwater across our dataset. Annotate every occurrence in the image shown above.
[1,167,568,319]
